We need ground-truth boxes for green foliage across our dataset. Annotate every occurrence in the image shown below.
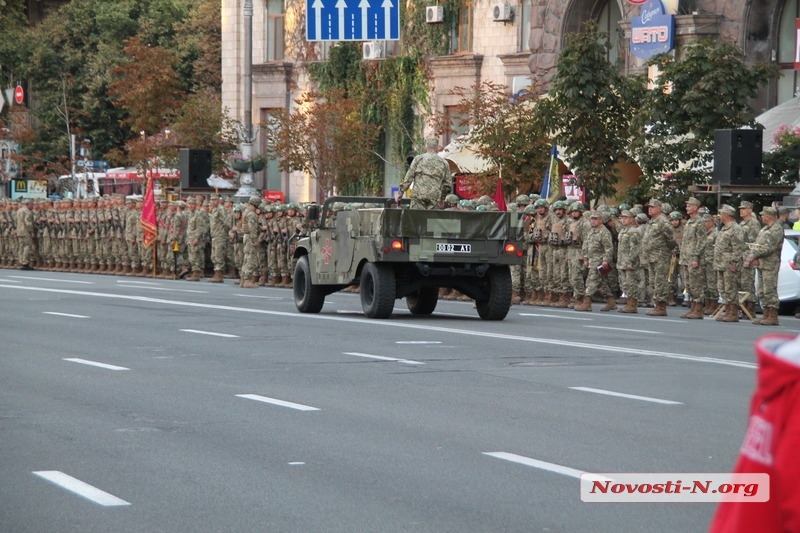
[402,0,462,57]
[763,125,800,185]
[536,22,641,201]
[630,40,777,197]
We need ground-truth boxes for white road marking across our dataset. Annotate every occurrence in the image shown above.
[125,286,208,293]
[482,452,612,482]
[0,285,757,369]
[64,358,129,371]
[344,351,425,365]
[43,312,89,319]
[236,294,284,300]
[584,325,661,334]
[32,471,130,506]
[180,329,239,338]
[9,276,93,284]
[0,277,21,282]
[519,313,592,321]
[236,394,320,411]
[569,386,682,405]
[116,280,161,285]
[395,341,441,345]
[288,462,305,466]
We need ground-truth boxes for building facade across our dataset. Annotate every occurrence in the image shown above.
[221,0,800,201]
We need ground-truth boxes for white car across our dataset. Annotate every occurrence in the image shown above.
[776,229,800,312]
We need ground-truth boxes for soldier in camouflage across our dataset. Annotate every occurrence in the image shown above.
[679,197,708,319]
[187,196,210,281]
[208,195,228,283]
[564,202,588,308]
[574,211,615,312]
[746,206,784,326]
[397,138,451,210]
[616,210,641,313]
[738,201,761,317]
[240,196,261,288]
[642,198,677,317]
[714,205,746,322]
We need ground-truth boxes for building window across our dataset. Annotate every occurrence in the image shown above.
[596,0,622,66]
[519,0,531,52]
[777,0,799,103]
[453,1,473,53]
[265,0,285,61]
[444,105,470,145]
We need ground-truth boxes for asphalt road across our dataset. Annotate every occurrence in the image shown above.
[0,270,789,533]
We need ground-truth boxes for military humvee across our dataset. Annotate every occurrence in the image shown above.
[292,196,525,320]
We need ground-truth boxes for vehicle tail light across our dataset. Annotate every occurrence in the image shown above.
[504,243,516,254]
[790,259,800,271]
[391,240,403,251]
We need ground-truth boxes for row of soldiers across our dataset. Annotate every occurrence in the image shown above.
[0,195,310,288]
[509,194,785,325]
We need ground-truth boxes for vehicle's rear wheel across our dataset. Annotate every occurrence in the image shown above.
[406,287,438,315]
[294,256,325,313]
[475,265,512,320]
[360,262,396,319]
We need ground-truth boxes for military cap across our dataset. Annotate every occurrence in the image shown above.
[620,210,633,218]
[738,201,753,209]
[635,213,649,224]
[248,195,261,206]
[760,206,778,217]
[588,210,602,218]
[646,198,662,207]
[629,206,642,216]
[661,202,673,214]
[233,204,243,213]
[618,203,630,211]
[669,211,683,220]
[177,200,187,208]
[596,204,610,213]
[719,204,737,216]
[209,195,222,201]
[515,194,529,205]
[686,197,701,206]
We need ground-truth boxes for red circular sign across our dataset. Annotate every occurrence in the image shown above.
[14,85,24,105]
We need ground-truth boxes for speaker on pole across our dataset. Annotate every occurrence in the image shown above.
[179,148,213,188]
[712,129,763,186]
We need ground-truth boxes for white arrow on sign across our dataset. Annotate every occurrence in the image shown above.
[359,0,370,40]
[312,0,324,39]
[336,0,347,40]
[382,0,393,39]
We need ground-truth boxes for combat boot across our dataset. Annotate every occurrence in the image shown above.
[573,296,592,312]
[538,291,551,306]
[721,304,740,322]
[745,301,757,319]
[553,293,570,308]
[186,270,201,281]
[645,301,668,316]
[511,290,521,305]
[241,275,259,289]
[258,273,268,286]
[281,275,292,287]
[685,301,704,319]
[267,275,277,287]
[704,299,717,315]
[754,307,779,326]
[225,266,237,279]
[141,266,152,277]
[208,270,224,283]
[600,296,617,312]
[618,297,638,314]
[523,291,537,305]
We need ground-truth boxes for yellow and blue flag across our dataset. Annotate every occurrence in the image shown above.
[539,144,561,203]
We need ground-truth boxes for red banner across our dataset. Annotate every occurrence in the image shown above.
[140,176,157,248]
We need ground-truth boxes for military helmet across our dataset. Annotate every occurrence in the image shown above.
[569,202,585,212]
[523,204,537,215]
[248,195,261,206]
[475,205,488,211]
[618,203,630,211]
[515,194,529,205]
[669,210,683,220]
[263,205,274,213]
[609,207,619,217]
[528,193,540,201]
[287,202,300,210]
[534,199,549,208]
[331,202,344,211]
[444,194,460,205]
[552,200,567,210]
[661,202,673,214]
[233,204,243,213]
[458,199,475,209]
[476,195,493,206]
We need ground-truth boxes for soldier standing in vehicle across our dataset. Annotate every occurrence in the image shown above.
[396,138,451,209]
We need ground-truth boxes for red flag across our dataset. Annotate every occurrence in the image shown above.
[140,176,157,248]
[493,179,507,211]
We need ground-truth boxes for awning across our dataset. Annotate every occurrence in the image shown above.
[755,97,800,152]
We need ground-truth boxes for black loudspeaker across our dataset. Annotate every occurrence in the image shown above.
[179,148,213,188]
[712,129,762,185]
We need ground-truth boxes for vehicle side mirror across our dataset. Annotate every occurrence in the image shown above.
[307,205,320,222]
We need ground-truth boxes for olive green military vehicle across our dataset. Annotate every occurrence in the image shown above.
[292,196,525,320]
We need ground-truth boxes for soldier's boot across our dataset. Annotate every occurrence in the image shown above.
[567,296,578,309]
[553,293,570,309]
[281,275,291,287]
[618,297,638,314]
[511,290,521,305]
[746,301,757,319]
[685,301,705,319]
[141,266,152,277]
[258,274,268,286]
[178,266,190,279]
[135,266,145,276]
[225,266,237,279]
[645,300,668,317]
[573,296,592,312]
[241,276,259,289]
[703,299,717,315]
[121,265,131,275]
[537,291,550,306]
[208,270,224,283]
[522,291,536,305]
[267,275,278,287]
[600,296,617,312]
[186,270,201,281]
[753,307,778,326]
[721,304,740,322]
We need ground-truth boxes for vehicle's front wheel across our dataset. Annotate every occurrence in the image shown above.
[360,262,396,319]
[294,256,325,313]
[475,265,512,320]
[406,287,438,315]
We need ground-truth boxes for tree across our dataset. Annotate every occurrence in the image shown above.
[265,90,380,199]
[431,81,550,198]
[629,40,777,205]
[536,22,643,201]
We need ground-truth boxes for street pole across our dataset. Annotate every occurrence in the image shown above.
[70,133,77,199]
[235,0,258,199]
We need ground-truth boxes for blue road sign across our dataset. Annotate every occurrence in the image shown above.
[306,0,400,41]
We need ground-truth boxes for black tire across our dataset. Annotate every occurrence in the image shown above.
[360,262,396,319]
[294,256,325,313]
[475,266,512,320]
[406,287,439,315]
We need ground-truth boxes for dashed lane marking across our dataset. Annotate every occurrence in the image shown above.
[180,329,239,338]
[63,358,129,371]
[236,394,320,411]
[344,352,425,365]
[43,312,89,319]
[584,325,661,335]
[9,276,93,284]
[33,471,130,506]
[482,452,611,482]
[569,386,682,405]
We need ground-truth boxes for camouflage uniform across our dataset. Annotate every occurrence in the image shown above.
[545,201,570,306]
[565,203,588,304]
[398,144,451,210]
[187,199,210,279]
[15,200,35,268]
[642,200,677,314]
[208,197,229,280]
[240,198,260,287]
[738,205,761,307]
[703,219,719,307]
[714,208,746,308]
[575,212,614,311]
[528,200,551,304]
[747,209,784,321]
[616,211,641,312]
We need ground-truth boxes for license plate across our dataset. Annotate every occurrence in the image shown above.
[436,243,471,253]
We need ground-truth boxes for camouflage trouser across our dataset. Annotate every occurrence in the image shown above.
[619,268,640,299]
[268,244,278,278]
[139,241,152,269]
[585,261,612,298]
[607,266,620,296]
[210,236,226,271]
[548,246,569,293]
[233,241,243,271]
[646,260,671,303]
[277,243,289,277]
[410,197,438,209]
[638,265,650,303]
[686,264,706,301]
[241,235,258,280]
[188,242,205,272]
[756,263,779,309]
[127,240,138,267]
[567,246,586,298]
[705,263,718,301]
[159,241,170,272]
[717,268,740,305]
[17,236,33,266]
[740,265,756,303]
[524,246,537,292]
[511,265,523,292]
[538,244,552,292]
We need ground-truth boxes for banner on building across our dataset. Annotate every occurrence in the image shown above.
[630,0,675,60]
